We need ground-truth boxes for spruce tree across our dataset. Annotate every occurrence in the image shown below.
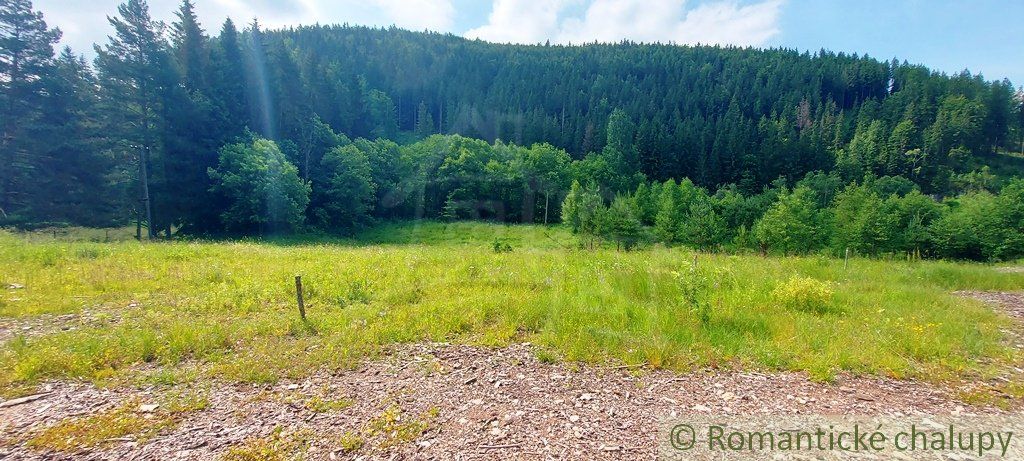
[210,18,247,136]
[0,0,61,219]
[94,0,173,238]
[37,48,119,226]
[170,0,207,92]
[415,101,435,138]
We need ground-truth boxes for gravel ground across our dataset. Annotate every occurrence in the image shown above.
[956,291,1024,321]
[0,343,1002,461]
[1,290,1022,460]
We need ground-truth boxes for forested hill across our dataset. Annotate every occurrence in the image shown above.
[2,0,1023,246]
[261,25,1017,188]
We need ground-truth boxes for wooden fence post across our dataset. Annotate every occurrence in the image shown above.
[844,248,850,270]
[295,275,306,320]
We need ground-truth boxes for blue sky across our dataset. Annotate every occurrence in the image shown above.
[34,0,1024,85]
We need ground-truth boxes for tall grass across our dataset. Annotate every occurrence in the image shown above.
[0,222,1020,390]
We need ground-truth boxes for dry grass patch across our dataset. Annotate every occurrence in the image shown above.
[222,427,314,461]
[23,389,209,452]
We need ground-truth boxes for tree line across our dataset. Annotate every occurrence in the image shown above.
[562,172,1024,261]
[1,0,1022,260]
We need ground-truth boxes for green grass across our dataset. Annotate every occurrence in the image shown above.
[10,225,140,243]
[354,220,575,248]
[0,221,1021,392]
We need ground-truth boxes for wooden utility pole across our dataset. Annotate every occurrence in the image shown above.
[295,275,306,320]
[139,146,154,240]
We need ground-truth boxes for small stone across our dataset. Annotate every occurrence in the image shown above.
[286,384,299,390]
[579,393,594,401]
[139,403,159,413]
[6,283,24,290]
[569,415,580,423]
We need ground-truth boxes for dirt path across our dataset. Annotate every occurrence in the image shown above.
[0,342,999,461]
[956,291,1024,322]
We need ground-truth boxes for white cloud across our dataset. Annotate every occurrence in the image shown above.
[467,0,784,47]
[372,0,455,31]
[32,0,780,59]
[32,0,456,56]
[465,0,577,44]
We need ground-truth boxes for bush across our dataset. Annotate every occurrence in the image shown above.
[673,266,712,325]
[772,277,835,314]
[492,238,513,253]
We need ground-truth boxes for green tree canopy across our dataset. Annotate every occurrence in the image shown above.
[209,136,310,233]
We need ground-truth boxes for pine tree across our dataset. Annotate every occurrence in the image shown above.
[441,193,459,222]
[561,180,584,233]
[415,100,435,138]
[266,37,308,141]
[1015,88,1024,156]
[36,48,119,226]
[94,0,173,238]
[170,0,207,92]
[210,18,247,135]
[683,194,725,250]
[654,179,681,243]
[753,186,825,255]
[605,195,642,250]
[602,108,641,191]
[244,19,272,138]
[0,0,61,219]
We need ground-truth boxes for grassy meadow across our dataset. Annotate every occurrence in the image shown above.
[1,221,1022,396]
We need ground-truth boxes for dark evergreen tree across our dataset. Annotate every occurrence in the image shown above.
[170,0,207,92]
[0,0,61,220]
[93,0,173,238]
[210,18,247,136]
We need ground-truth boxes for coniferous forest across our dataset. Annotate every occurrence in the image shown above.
[2,0,1023,260]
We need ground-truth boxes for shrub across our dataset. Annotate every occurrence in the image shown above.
[492,238,513,253]
[673,266,712,325]
[772,277,835,314]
